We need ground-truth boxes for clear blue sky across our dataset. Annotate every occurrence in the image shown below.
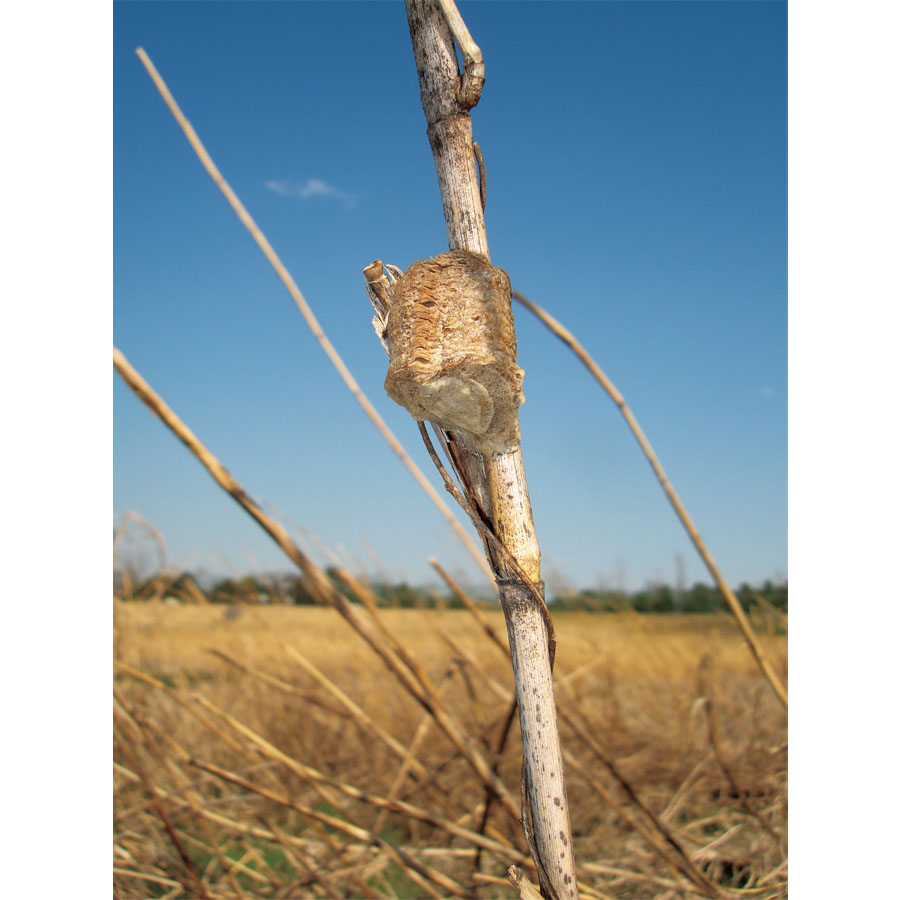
[113,1,786,594]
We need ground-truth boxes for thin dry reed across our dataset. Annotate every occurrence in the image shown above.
[115,598,787,899]
[115,24,787,900]
[511,289,787,711]
[114,318,786,899]
[133,47,493,585]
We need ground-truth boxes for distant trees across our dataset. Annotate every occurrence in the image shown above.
[555,581,787,614]
[115,568,787,614]
[116,570,207,603]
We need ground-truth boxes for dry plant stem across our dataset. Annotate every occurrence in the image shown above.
[260,818,344,900]
[280,642,431,781]
[405,3,577,898]
[512,288,788,712]
[418,422,578,884]
[112,347,522,827]
[190,755,527,874]
[418,422,556,672]
[133,46,493,586]
[699,693,784,848]
[113,869,182,891]
[113,347,334,606]
[369,669,454,838]
[446,556,720,898]
[206,648,353,720]
[116,717,211,899]
[190,764,471,899]
[439,541,721,900]
[558,707,720,899]
[435,0,484,108]
[509,866,545,900]
[430,556,510,655]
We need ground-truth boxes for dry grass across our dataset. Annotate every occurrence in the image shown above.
[114,597,786,899]
[118,35,789,900]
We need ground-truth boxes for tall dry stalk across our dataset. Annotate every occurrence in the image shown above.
[112,347,525,825]
[363,3,580,898]
[134,46,494,586]
[511,289,787,711]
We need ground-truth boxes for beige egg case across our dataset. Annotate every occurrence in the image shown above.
[383,250,524,455]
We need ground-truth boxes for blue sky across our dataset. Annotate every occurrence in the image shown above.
[113,1,786,593]
[11,4,899,895]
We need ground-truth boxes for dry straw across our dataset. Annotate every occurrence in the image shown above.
[511,289,788,711]
[117,11,786,899]
[133,46,494,585]
[112,346,524,823]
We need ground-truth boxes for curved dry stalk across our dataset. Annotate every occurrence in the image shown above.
[512,289,788,710]
[113,510,167,573]
[133,46,494,585]
[113,346,523,828]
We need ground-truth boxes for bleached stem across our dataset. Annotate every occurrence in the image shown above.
[402,3,579,897]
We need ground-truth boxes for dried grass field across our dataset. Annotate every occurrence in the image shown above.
[113,598,787,899]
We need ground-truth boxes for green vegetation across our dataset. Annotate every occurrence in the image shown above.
[555,579,788,614]
[115,566,786,613]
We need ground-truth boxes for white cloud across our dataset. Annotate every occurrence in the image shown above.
[264,178,356,207]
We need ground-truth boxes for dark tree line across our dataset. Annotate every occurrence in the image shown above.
[556,580,787,614]
[116,567,786,614]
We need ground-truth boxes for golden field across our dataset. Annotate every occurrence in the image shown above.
[113,599,787,900]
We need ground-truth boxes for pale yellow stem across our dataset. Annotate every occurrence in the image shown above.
[512,289,788,710]
[134,46,493,584]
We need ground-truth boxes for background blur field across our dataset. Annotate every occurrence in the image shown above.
[114,589,787,899]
